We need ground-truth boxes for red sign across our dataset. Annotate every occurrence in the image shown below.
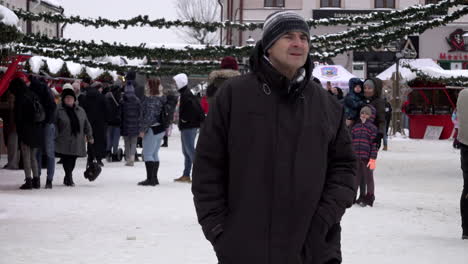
[439,53,468,61]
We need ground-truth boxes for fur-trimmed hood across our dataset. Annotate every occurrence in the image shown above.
[208,69,241,84]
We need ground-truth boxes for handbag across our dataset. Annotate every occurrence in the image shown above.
[84,144,102,182]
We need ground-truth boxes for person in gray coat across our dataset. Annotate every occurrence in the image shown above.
[55,89,94,187]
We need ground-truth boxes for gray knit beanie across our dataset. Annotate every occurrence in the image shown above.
[363,79,375,90]
[262,11,310,53]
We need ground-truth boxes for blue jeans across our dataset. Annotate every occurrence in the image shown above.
[36,123,55,181]
[181,128,197,177]
[107,126,121,154]
[142,128,165,162]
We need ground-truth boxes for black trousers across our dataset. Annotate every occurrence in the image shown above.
[460,144,468,234]
[61,155,77,177]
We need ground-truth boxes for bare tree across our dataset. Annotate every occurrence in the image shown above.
[174,0,219,45]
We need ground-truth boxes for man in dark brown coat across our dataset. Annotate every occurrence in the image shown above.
[192,11,356,264]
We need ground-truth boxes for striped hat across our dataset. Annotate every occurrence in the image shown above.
[262,11,310,53]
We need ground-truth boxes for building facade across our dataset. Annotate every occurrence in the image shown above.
[1,0,64,38]
[221,0,468,78]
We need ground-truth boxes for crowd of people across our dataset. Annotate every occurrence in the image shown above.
[0,69,210,189]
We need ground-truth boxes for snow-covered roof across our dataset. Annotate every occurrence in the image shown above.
[416,66,468,80]
[41,0,62,9]
[376,59,443,81]
[0,4,20,31]
[29,56,118,80]
[312,64,357,90]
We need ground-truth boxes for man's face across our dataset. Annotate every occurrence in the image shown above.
[267,31,309,76]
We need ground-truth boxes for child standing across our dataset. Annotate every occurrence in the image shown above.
[344,78,365,127]
[351,106,378,207]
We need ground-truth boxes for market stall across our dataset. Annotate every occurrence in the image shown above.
[377,58,468,139]
[312,65,357,91]
[404,83,461,139]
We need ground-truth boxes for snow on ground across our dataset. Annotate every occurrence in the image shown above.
[0,130,467,263]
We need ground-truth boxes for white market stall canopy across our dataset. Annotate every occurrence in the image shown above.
[312,65,357,91]
[376,58,443,81]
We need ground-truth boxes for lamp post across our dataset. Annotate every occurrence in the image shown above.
[241,36,255,74]
[392,47,417,136]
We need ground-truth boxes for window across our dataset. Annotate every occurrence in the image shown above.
[321,0,340,8]
[375,0,395,8]
[425,0,440,4]
[264,0,284,7]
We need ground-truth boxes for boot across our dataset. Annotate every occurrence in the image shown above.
[365,193,375,207]
[150,161,160,186]
[45,179,53,189]
[19,178,33,190]
[64,175,75,187]
[106,151,112,162]
[383,145,388,151]
[161,136,168,147]
[139,162,155,186]
[32,177,41,189]
[356,194,366,206]
[174,175,191,183]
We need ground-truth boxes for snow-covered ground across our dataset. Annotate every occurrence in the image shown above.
[0,131,467,263]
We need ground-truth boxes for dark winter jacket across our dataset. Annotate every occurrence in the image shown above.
[364,77,386,136]
[207,69,241,108]
[120,90,141,137]
[55,103,93,157]
[29,77,57,124]
[139,95,166,133]
[11,81,42,148]
[80,87,109,158]
[178,86,205,130]
[105,86,122,127]
[344,78,365,121]
[192,42,357,264]
[351,106,378,161]
[166,93,178,125]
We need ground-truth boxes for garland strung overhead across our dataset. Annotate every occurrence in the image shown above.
[0,23,23,44]
[15,36,253,60]
[311,0,455,44]
[14,4,468,63]
[312,5,468,58]
[12,0,460,31]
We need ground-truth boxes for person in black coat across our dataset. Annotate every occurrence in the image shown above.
[105,85,122,161]
[29,76,57,188]
[161,91,178,148]
[80,82,109,166]
[192,11,356,264]
[120,81,140,166]
[9,76,43,189]
[173,73,205,183]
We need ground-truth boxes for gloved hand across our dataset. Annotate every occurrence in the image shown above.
[367,159,376,170]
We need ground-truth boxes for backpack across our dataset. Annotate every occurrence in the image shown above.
[159,103,172,129]
[151,103,172,135]
[25,91,45,123]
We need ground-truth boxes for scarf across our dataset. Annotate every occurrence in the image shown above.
[64,104,80,136]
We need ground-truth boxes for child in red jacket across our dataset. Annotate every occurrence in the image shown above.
[351,106,378,207]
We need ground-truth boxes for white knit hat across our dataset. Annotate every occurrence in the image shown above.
[63,83,73,90]
[173,73,188,90]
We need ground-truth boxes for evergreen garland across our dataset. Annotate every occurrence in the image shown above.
[12,0,462,31]
[0,23,23,44]
[404,63,468,87]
